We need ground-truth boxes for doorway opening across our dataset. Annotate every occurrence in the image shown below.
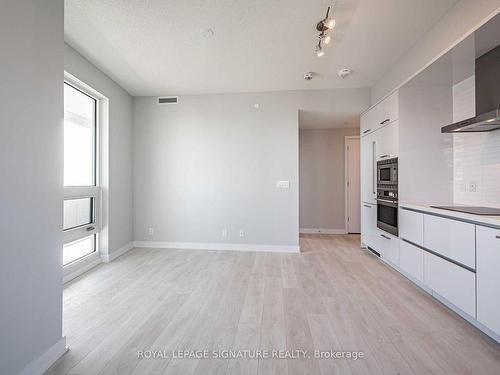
[298,111,361,235]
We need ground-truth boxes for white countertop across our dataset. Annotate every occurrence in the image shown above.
[400,202,500,229]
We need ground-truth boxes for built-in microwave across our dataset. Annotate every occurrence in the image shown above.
[376,157,398,236]
[377,157,398,186]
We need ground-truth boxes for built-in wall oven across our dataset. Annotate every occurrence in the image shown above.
[377,157,398,236]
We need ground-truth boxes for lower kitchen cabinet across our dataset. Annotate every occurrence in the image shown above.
[424,214,476,269]
[361,203,378,251]
[378,231,399,266]
[399,240,424,283]
[424,251,476,317]
[477,225,500,336]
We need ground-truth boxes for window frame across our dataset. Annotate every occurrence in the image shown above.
[63,80,101,266]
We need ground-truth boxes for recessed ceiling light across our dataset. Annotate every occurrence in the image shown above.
[200,28,214,38]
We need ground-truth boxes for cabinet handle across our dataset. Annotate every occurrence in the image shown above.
[380,118,390,125]
[496,235,500,239]
[363,204,371,208]
[372,141,376,194]
[363,129,371,134]
[380,234,391,240]
[379,154,390,159]
[86,226,95,232]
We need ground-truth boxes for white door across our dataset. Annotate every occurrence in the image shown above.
[346,137,361,233]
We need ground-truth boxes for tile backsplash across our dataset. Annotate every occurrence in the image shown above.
[453,75,500,207]
[454,132,500,207]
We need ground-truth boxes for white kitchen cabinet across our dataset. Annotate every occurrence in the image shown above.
[361,203,378,251]
[360,109,376,136]
[477,225,500,336]
[399,209,424,246]
[423,214,476,269]
[360,91,399,137]
[379,91,399,126]
[375,120,399,160]
[361,132,377,204]
[424,251,476,317]
[399,239,424,283]
[378,231,399,266]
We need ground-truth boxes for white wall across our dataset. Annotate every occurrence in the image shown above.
[133,93,299,247]
[371,0,500,103]
[64,44,134,255]
[132,89,369,249]
[0,1,65,374]
[299,128,359,231]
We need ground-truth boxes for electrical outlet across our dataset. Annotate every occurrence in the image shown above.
[469,181,477,193]
[148,227,154,236]
[239,229,245,238]
[222,228,228,238]
[276,180,290,189]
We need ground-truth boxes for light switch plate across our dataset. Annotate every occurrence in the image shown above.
[276,180,290,189]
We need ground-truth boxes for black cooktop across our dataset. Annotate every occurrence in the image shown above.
[431,206,500,216]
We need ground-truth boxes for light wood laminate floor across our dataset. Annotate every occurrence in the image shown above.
[47,234,500,375]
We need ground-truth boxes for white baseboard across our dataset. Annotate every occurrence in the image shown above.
[299,228,347,234]
[133,241,300,253]
[101,242,134,263]
[17,336,67,375]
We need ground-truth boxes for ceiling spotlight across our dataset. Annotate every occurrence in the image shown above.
[316,6,335,32]
[325,18,336,30]
[315,43,325,57]
[321,34,332,45]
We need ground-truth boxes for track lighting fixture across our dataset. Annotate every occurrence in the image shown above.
[314,5,335,56]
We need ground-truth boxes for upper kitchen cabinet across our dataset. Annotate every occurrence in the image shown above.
[376,120,399,160]
[360,91,399,137]
[378,91,399,127]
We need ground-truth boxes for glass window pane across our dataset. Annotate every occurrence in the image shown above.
[63,235,95,266]
[64,83,96,186]
[63,198,93,230]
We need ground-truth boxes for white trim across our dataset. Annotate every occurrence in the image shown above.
[299,228,347,234]
[63,252,102,284]
[17,337,67,375]
[101,242,134,263]
[133,241,300,253]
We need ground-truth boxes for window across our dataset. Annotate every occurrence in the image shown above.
[63,82,100,266]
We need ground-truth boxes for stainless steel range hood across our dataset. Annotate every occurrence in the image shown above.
[442,44,500,133]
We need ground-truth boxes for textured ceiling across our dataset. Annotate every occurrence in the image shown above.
[65,0,459,96]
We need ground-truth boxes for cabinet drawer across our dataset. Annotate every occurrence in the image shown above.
[400,240,424,283]
[378,231,399,266]
[400,209,424,246]
[423,214,475,269]
[477,225,500,336]
[424,252,476,317]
